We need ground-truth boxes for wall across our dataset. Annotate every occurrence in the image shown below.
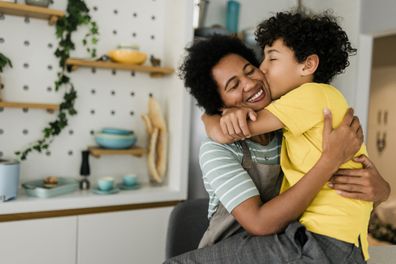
[202,0,296,31]
[0,0,192,195]
[367,35,396,198]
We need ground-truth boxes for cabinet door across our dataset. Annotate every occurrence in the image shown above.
[0,216,77,264]
[77,206,173,264]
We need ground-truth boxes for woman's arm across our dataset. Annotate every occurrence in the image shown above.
[232,108,362,235]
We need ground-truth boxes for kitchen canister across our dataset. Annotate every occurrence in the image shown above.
[0,159,20,202]
[226,0,240,34]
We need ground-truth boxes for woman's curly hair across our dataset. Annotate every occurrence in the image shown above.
[255,10,356,84]
[178,35,259,115]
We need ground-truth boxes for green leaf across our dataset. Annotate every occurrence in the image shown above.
[16,0,99,160]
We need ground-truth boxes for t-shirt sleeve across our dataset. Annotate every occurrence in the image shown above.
[266,84,325,136]
[199,139,259,213]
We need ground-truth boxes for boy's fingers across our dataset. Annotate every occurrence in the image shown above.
[231,117,242,136]
[238,118,251,137]
[248,110,257,122]
[220,119,229,136]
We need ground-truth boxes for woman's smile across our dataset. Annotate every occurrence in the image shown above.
[247,87,265,103]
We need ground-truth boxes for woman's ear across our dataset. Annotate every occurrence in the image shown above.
[301,54,319,76]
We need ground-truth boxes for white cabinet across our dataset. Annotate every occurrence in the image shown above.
[77,207,173,264]
[0,217,77,264]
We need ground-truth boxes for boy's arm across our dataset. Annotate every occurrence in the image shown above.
[202,107,283,143]
[232,108,361,235]
[220,108,283,138]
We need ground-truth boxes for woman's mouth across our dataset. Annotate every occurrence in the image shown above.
[247,89,265,103]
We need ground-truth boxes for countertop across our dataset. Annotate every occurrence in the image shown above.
[0,183,183,215]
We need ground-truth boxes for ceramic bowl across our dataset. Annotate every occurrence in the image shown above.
[97,177,114,191]
[107,49,147,65]
[95,132,137,149]
[102,128,133,135]
[25,0,50,7]
[122,174,138,187]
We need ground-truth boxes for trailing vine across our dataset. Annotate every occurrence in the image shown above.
[0,53,12,72]
[16,0,99,160]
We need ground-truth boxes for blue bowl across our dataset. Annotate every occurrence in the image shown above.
[95,132,137,149]
[102,128,133,135]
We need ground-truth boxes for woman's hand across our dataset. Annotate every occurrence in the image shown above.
[321,108,363,169]
[220,107,257,140]
[329,155,391,206]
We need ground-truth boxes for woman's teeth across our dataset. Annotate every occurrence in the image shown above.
[248,89,264,102]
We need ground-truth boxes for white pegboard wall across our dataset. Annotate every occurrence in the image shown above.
[0,0,177,184]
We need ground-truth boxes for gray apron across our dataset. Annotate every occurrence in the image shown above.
[198,140,283,248]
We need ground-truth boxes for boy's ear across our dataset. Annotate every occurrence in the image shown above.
[301,54,319,76]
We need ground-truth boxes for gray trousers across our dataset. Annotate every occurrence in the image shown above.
[164,221,366,264]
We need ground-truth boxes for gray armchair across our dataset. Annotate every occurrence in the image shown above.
[165,198,209,259]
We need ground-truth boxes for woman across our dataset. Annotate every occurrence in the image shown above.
[165,35,390,264]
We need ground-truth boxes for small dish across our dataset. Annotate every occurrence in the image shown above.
[117,183,140,191]
[92,187,120,195]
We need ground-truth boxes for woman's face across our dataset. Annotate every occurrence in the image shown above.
[212,54,272,111]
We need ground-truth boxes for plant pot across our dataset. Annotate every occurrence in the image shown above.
[25,0,51,8]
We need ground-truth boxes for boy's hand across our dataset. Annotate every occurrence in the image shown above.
[220,107,257,140]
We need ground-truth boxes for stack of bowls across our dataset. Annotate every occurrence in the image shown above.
[95,128,137,149]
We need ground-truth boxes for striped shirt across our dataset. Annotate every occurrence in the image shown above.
[199,134,281,219]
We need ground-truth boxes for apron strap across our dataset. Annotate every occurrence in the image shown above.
[240,140,253,170]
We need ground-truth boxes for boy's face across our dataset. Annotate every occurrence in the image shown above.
[260,38,307,100]
[212,53,272,111]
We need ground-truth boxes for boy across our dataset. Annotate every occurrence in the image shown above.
[205,11,372,260]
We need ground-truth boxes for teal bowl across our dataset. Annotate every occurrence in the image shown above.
[102,128,133,135]
[95,132,137,149]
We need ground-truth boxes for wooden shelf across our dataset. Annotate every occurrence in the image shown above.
[0,2,64,25]
[66,58,174,77]
[88,146,146,158]
[0,101,59,111]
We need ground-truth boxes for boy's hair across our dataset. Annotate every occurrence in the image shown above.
[179,35,259,115]
[255,10,356,84]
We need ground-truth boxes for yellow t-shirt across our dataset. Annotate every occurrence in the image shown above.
[266,83,372,260]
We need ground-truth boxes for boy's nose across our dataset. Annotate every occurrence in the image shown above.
[259,60,267,73]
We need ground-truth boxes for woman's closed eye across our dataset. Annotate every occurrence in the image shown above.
[226,79,239,91]
[244,65,256,75]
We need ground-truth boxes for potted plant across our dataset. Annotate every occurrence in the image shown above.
[16,0,99,160]
[0,53,12,101]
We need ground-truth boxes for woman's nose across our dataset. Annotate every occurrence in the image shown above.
[242,76,255,91]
